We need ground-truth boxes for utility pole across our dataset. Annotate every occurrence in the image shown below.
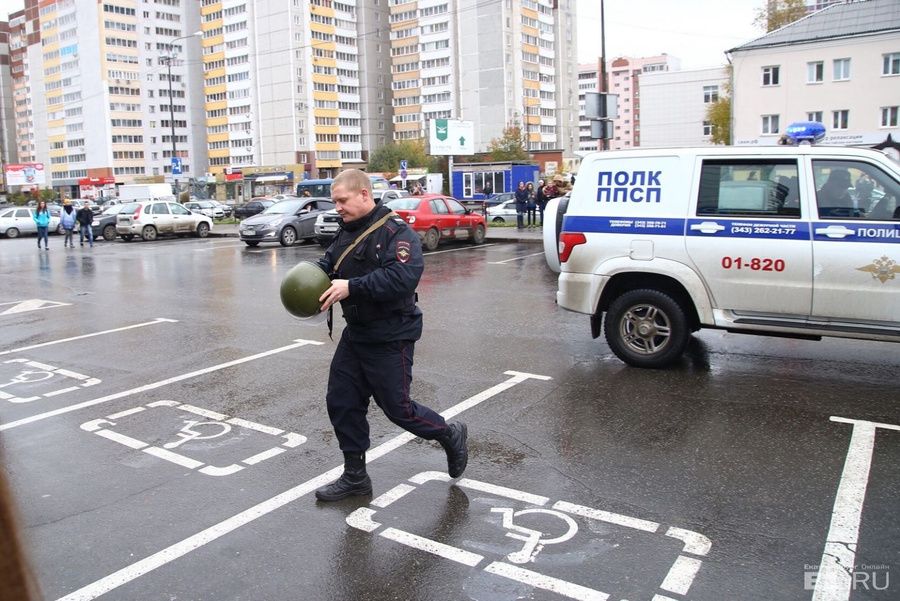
[160,31,201,200]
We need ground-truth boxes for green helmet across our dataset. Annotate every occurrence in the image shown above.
[280,261,331,319]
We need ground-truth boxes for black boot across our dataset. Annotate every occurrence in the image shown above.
[437,421,468,478]
[315,452,373,502]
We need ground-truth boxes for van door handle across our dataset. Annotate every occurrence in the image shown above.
[814,225,855,238]
[689,221,725,233]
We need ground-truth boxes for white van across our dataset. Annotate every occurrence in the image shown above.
[544,146,900,368]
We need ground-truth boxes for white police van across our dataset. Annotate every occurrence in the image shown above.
[544,144,900,368]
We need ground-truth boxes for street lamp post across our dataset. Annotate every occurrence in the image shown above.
[161,31,201,200]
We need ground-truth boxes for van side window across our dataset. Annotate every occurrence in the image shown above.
[812,160,900,220]
[697,160,800,218]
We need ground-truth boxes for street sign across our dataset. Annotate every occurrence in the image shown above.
[427,119,474,156]
[400,160,408,170]
[400,169,408,179]
[171,157,182,175]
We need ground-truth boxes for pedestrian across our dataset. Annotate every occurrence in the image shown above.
[302,190,311,197]
[313,169,468,502]
[76,200,94,247]
[413,182,423,196]
[60,199,76,248]
[482,180,492,199]
[32,200,50,251]
[525,182,537,227]
[514,181,528,229]
[536,180,549,226]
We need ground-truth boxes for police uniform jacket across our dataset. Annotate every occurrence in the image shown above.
[316,203,424,344]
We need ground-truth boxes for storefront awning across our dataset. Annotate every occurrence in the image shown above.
[250,175,288,182]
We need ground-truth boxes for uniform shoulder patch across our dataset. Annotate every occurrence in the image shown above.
[395,240,411,263]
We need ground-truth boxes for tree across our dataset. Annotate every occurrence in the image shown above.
[705,66,732,145]
[485,125,529,162]
[367,139,433,173]
[753,0,808,32]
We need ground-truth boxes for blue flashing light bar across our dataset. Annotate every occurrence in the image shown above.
[785,121,826,145]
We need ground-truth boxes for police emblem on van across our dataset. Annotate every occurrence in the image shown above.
[857,256,900,284]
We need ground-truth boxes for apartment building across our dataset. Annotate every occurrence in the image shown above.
[730,0,900,147]
[604,54,680,151]
[639,67,728,148]
[576,62,600,154]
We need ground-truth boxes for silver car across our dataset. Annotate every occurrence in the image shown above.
[486,199,519,224]
[116,201,213,241]
[0,207,63,238]
[184,201,225,219]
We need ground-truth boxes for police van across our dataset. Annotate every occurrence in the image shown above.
[544,144,900,368]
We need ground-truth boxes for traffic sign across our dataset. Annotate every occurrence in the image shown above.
[400,160,408,170]
[427,120,474,155]
[400,169,408,179]
[171,157,182,175]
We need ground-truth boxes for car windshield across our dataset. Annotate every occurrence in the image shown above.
[119,203,142,215]
[263,200,306,214]
[386,198,422,211]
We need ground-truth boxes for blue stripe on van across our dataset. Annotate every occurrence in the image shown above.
[562,215,685,236]
[686,218,811,240]
[812,221,900,243]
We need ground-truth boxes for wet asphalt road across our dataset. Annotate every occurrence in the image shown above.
[0,233,898,601]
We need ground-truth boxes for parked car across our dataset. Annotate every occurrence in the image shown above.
[209,200,232,218]
[184,200,225,220]
[313,189,412,247]
[270,194,299,202]
[385,194,487,251]
[486,199,519,224]
[90,204,128,241]
[484,191,515,207]
[239,197,335,247]
[0,207,62,238]
[116,201,212,241]
[234,198,275,219]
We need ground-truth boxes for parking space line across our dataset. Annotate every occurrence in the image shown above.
[0,339,323,432]
[0,318,179,357]
[484,562,609,601]
[54,370,552,601]
[424,243,498,255]
[488,251,545,265]
[811,416,898,601]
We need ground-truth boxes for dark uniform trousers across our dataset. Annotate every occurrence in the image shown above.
[327,331,447,453]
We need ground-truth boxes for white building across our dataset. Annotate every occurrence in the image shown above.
[639,67,729,148]
[729,0,900,147]
[576,62,599,153]
[606,54,680,150]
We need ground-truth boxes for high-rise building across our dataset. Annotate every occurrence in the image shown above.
[576,62,600,154]
[605,54,680,150]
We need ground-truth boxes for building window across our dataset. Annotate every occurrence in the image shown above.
[833,58,850,81]
[761,114,780,134]
[882,106,899,128]
[832,109,849,130]
[884,53,900,76]
[702,121,712,136]
[703,85,718,103]
[807,111,823,123]
[807,61,823,83]
[762,66,779,86]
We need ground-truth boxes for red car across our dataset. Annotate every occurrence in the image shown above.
[386,194,486,251]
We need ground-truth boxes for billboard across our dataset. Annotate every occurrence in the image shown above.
[427,119,474,156]
[6,163,46,186]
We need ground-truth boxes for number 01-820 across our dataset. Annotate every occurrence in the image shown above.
[721,257,786,271]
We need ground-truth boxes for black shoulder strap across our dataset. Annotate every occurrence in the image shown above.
[332,211,398,275]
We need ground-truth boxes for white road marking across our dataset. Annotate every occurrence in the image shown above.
[0,318,179,357]
[144,447,204,470]
[0,299,71,315]
[372,483,417,508]
[457,479,549,506]
[553,500,659,534]
[484,562,610,601]
[381,527,484,566]
[659,556,703,595]
[242,448,285,466]
[0,340,322,431]
[488,251,545,265]
[812,416,898,601]
[55,371,551,601]
[424,243,498,255]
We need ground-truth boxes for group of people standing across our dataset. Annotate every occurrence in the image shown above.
[513,179,555,230]
[32,199,94,250]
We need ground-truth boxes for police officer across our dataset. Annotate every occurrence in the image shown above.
[314,169,468,502]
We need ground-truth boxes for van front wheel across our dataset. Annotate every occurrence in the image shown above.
[604,289,689,369]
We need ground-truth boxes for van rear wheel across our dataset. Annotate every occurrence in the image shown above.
[604,289,689,369]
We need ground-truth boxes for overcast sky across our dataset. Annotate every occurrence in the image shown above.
[0,0,767,70]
